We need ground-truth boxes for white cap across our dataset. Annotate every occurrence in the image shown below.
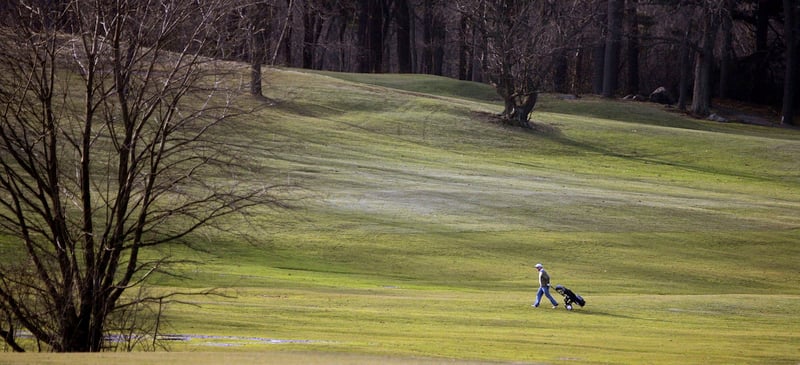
[535,263,543,268]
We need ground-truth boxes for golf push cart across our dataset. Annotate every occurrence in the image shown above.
[554,285,586,310]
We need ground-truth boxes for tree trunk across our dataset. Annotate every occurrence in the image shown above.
[432,27,445,76]
[691,43,714,115]
[691,8,719,116]
[471,5,483,82]
[421,0,434,74]
[593,42,605,94]
[272,0,294,65]
[573,48,583,94]
[357,0,371,72]
[593,0,608,94]
[677,30,692,111]
[396,0,413,73]
[602,0,622,98]
[338,13,349,71]
[420,0,445,75]
[513,92,538,129]
[283,0,294,66]
[718,0,734,99]
[357,0,384,73]
[625,0,640,95]
[302,4,321,69]
[493,75,537,129]
[371,0,386,72]
[249,1,270,96]
[458,15,469,80]
[251,61,263,96]
[783,0,798,126]
[494,80,515,117]
[756,0,770,52]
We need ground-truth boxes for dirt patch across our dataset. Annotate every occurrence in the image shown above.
[711,99,782,127]
[470,110,562,135]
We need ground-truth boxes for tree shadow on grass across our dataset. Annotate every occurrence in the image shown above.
[532,119,782,183]
[569,308,639,320]
[472,111,565,138]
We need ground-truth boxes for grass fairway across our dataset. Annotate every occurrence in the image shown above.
[2,69,800,364]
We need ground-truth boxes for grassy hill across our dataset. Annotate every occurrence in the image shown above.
[3,69,800,364]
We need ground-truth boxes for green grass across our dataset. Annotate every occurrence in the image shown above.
[2,68,800,364]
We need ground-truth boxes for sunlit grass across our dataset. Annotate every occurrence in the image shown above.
[2,68,799,364]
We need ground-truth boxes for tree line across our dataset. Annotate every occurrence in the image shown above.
[235,0,798,126]
[1,0,797,125]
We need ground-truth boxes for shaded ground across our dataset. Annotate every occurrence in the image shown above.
[711,98,785,127]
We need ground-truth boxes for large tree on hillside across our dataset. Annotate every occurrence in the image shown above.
[0,0,280,352]
[465,0,593,128]
[470,0,546,128]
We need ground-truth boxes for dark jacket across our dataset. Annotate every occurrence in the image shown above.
[538,269,550,288]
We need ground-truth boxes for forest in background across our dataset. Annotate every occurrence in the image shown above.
[220,0,799,125]
[1,1,796,123]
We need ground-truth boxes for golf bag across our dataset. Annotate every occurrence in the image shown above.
[554,285,585,310]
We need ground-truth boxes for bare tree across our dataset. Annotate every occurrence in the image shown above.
[0,0,282,352]
[463,0,593,128]
[459,0,544,128]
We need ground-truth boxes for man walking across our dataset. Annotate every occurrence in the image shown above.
[533,263,559,308]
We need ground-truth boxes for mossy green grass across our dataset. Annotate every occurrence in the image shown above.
[2,68,799,364]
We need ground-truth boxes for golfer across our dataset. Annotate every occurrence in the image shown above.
[533,263,559,308]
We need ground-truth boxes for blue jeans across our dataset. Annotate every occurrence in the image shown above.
[535,286,558,307]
